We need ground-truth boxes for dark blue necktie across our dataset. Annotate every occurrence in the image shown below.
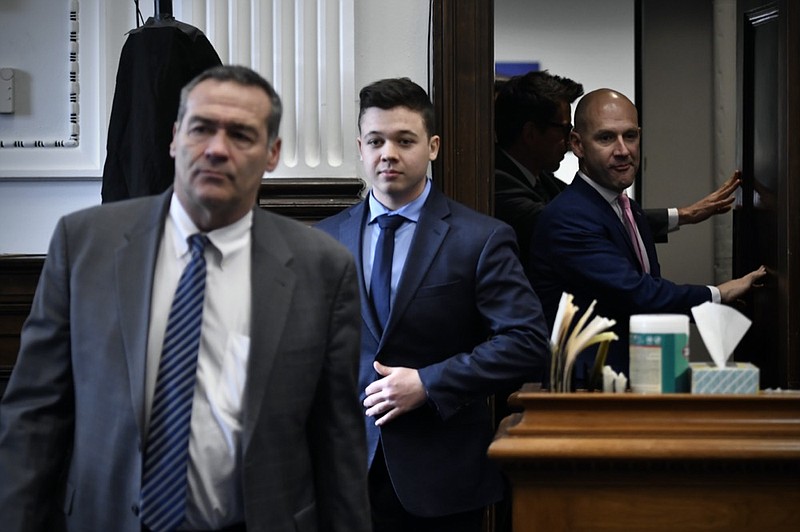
[140,233,208,531]
[370,214,407,331]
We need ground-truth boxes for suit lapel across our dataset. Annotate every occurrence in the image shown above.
[340,201,384,343]
[242,209,296,450]
[385,188,450,338]
[538,171,567,201]
[572,175,643,269]
[348,189,450,344]
[495,147,535,194]
[116,191,172,439]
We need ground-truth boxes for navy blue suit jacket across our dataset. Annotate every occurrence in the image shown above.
[316,186,549,517]
[529,175,710,378]
[494,147,670,279]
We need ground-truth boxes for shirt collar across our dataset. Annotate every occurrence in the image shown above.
[577,170,622,207]
[168,194,253,266]
[368,178,432,224]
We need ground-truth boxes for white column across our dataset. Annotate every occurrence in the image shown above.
[175,0,357,178]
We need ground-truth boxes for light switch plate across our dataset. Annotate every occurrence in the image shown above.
[0,68,15,113]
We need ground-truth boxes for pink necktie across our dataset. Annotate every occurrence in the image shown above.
[618,193,649,273]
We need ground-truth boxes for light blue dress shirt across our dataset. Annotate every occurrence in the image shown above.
[362,179,432,307]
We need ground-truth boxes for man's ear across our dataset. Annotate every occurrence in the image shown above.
[569,130,583,158]
[169,122,178,158]
[521,121,542,145]
[264,137,282,172]
[428,135,440,161]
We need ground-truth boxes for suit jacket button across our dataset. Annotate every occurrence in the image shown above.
[131,504,139,516]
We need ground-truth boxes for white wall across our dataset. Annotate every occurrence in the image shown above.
[640,0,715,286]
[0,0,112,255]
[0,0,430,254]
[494,0,636,184]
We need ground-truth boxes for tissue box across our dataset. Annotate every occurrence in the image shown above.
[689,362,759,394]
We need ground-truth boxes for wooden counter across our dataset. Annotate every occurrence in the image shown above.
[488,392,800,531]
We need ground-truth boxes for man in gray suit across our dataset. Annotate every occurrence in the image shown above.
[0,65,370,532]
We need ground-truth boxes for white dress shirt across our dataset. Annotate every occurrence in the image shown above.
[145,195,252,529]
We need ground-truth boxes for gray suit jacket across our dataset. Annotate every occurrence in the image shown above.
[0,190,370,532]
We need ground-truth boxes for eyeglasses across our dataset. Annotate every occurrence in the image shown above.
[547,121,574,137]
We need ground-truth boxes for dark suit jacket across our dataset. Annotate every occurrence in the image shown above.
[494,147,671,277]
[316,186,549,518]
[494,147,567,275]
[529,175,710,378]
[0,190,370,532]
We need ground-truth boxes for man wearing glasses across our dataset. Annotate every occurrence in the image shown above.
[493,70,739,279]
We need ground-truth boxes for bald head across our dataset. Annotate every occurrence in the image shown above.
[570,88,641,193]
[574,89,638,135]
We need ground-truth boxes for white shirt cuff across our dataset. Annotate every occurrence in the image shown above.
[668,207,679,232]
[708,286,721,304]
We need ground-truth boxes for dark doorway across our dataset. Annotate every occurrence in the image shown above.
[734,0,800,389]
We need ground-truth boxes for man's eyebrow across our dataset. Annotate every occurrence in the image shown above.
[593,127,638,136]
[363,129,419,137]
[187,115,215,125]
[188,116,259,134]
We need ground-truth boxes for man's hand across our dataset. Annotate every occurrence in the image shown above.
[717,265,767,303]
[677,170,741,225]
[363,361,427,426]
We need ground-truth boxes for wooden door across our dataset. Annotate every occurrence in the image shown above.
[734,0,800,389]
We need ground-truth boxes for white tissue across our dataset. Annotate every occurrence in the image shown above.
[690,302,752,368]
[614,372,628,393]
[602,366,616,393]
[602,366,628,393]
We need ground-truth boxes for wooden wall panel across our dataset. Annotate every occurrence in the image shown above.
[431,0,495,214]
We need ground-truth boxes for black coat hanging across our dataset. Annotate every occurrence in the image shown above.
[101,1,222,202]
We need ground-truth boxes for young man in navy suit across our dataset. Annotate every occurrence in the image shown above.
[529,88,766,382]
[316,78,550,532]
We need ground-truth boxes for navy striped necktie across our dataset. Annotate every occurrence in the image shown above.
[140,233,208,531]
